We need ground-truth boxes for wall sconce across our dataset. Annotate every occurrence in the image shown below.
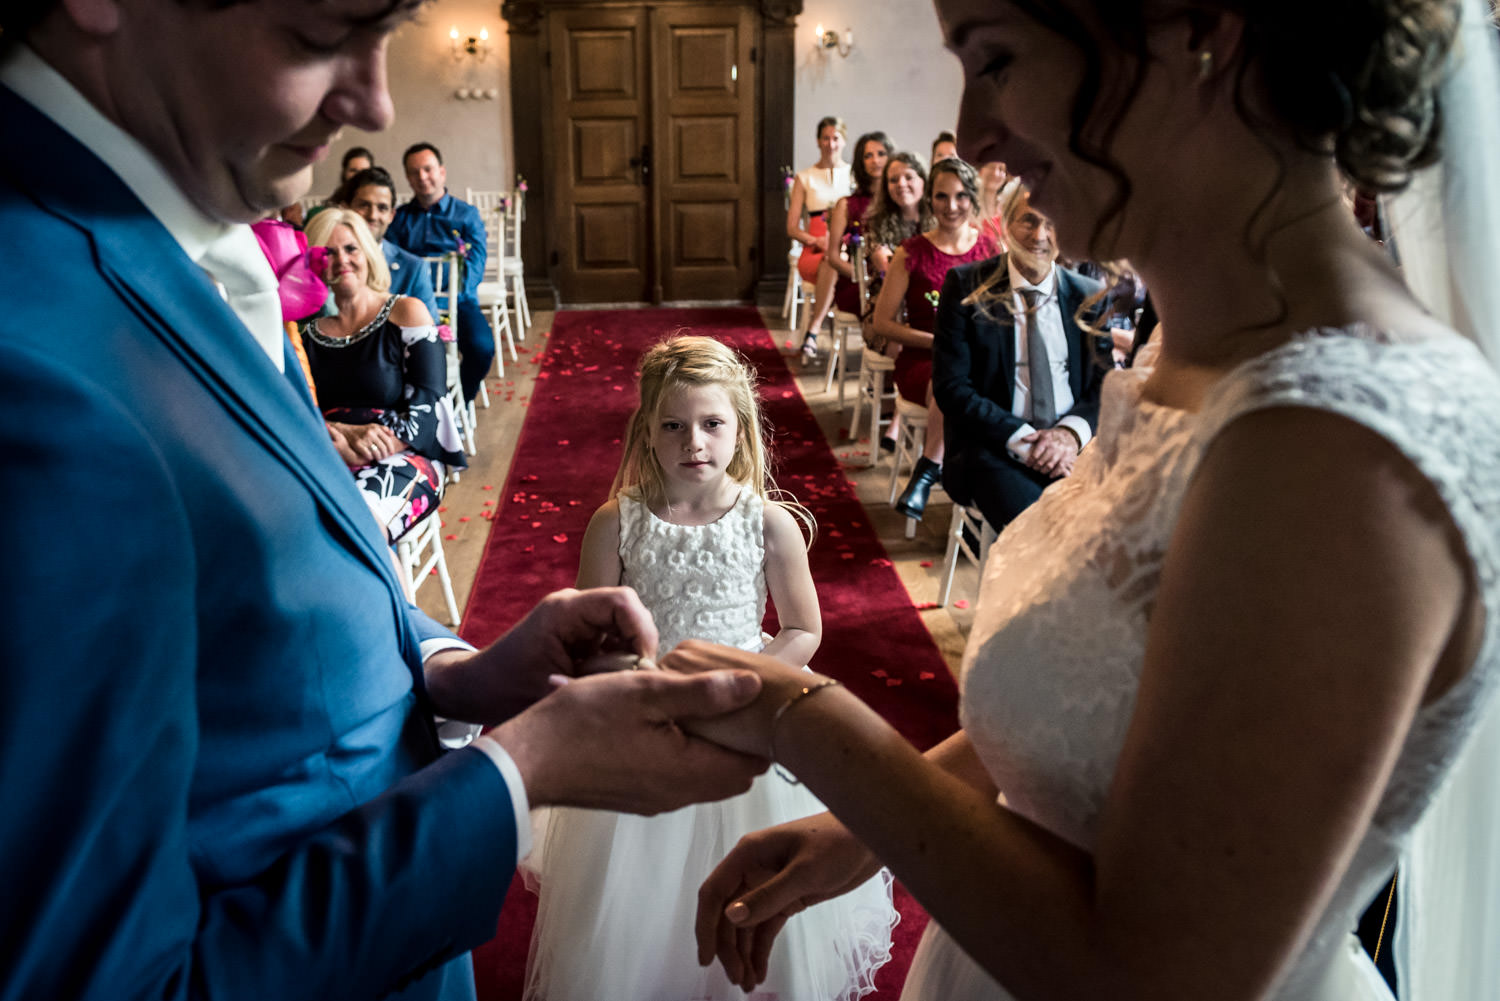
[814,23,853,58]
[450,26,491,62]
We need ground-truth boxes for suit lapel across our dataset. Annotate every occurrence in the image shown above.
[1,87,424,666]
[1057,269,1090,397]
[990,257,1019,408]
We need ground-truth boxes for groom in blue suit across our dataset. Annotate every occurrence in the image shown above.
[0,3,766,999]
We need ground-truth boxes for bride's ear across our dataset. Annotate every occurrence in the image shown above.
[1149,7,1247,89]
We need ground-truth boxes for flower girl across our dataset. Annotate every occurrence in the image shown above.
[523,335,895,1000]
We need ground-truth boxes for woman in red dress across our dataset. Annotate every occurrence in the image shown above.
[871,158,998,521]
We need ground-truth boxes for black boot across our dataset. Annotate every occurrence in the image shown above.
[895,457,942,520]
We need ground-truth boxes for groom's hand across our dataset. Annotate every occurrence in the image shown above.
[492,668,769,814]
[425,587,659,724]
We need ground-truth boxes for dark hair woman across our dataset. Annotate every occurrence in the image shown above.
[670,4,1500,1001]
[871,157,996,520]
[798,130,895,360]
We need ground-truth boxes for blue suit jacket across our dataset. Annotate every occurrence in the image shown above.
[0,86,515,1000]
[384,238,441,322]
[388,192,487,302]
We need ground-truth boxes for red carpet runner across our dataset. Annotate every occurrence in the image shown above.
[462,307,959,1000]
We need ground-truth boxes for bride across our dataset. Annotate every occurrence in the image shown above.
[663,0,1500,998]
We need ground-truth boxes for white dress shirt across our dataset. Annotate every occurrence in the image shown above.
[1005,258,1093,455]
[2,45,530,860]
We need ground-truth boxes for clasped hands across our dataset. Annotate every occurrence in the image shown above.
[1020,425,1080,478]
[327,420,403,466]
[426,596,868,984]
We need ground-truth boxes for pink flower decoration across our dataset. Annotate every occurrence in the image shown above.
[437,323,455,343]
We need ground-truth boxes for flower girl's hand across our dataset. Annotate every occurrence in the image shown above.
[696,813,883,992]
[658,640,814,758]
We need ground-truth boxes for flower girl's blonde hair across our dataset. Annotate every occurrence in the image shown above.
[612,334,815,544]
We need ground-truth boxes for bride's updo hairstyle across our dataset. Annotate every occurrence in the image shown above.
[1007,0,1461,247]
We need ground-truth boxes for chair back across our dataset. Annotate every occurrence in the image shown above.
[423,253,461,330]
[481,210,504,281]
[855,241,872,312]
[464,190,511,282]
[466,188,509,214]
[505,185,525,263]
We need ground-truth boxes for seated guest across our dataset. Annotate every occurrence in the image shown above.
[302,209,466,543]
[344,165,440,323]
[932,187,1106,533]
[864,152,930,283]
[798,130,893,360]
[931,130,959,164]
[787,115,852,287]
[874,158,998,521]
[977,160,1019,249]
[341,145,375,182]
[305,146,375,226]
[388,141,496,404]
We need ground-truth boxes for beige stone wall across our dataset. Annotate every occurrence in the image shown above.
[312,1,961,208]
[311,0,514,205]
[791,0,963,172]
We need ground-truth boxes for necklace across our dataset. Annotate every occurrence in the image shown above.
[307,295,398,348]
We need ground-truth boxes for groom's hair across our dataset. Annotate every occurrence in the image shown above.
[3,0,421,42]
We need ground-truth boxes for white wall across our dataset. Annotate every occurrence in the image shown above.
[311,0,960,208]
[792,0,963,171]
[311,0,513,203]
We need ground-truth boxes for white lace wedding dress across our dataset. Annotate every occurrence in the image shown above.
[525,488,896,1001]
[902,327,1500,999]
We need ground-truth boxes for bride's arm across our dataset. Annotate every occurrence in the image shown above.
[674,406,1476,1001]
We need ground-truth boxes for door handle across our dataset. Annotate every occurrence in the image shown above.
[628,144,652,184]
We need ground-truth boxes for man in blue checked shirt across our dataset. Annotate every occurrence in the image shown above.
[388,142,496,403]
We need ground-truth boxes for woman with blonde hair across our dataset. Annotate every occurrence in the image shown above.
[301,208,465,541]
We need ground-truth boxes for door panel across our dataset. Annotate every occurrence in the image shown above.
[652,5,757,301]
[549,9,651,301]
[546,4,759,304]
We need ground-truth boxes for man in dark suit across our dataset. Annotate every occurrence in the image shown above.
[933,190,1107,531]
[0,3,765,999]
[345,165,442,323]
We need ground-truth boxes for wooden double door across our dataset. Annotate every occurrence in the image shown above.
[547,4,759,303]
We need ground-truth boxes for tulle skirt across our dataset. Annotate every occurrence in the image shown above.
[899,922,1395,1000]
[523,770,896,1001]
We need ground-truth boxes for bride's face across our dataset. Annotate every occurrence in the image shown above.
[933,0,1175,261]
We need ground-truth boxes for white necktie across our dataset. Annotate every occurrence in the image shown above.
[196,227,286,373]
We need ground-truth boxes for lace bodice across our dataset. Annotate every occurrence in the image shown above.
[618,489,767,654]
[960,327,1500,996]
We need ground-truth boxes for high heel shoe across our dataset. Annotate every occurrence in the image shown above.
[799,332,819,363]
[895,457,942,520]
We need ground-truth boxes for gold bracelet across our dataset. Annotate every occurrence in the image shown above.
[767,678,841,775]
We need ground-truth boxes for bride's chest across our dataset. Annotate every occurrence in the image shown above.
[959,412,1202,845]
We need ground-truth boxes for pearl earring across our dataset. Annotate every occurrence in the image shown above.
[1197,50,1214,81]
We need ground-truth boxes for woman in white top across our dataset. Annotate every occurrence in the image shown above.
[670,1,1500,999]
[786,116,852,300]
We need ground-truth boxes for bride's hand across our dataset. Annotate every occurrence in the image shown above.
[696,813,883,991]
[658,640,822,758]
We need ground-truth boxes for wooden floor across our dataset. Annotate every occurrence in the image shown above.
[415,306,979,675]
